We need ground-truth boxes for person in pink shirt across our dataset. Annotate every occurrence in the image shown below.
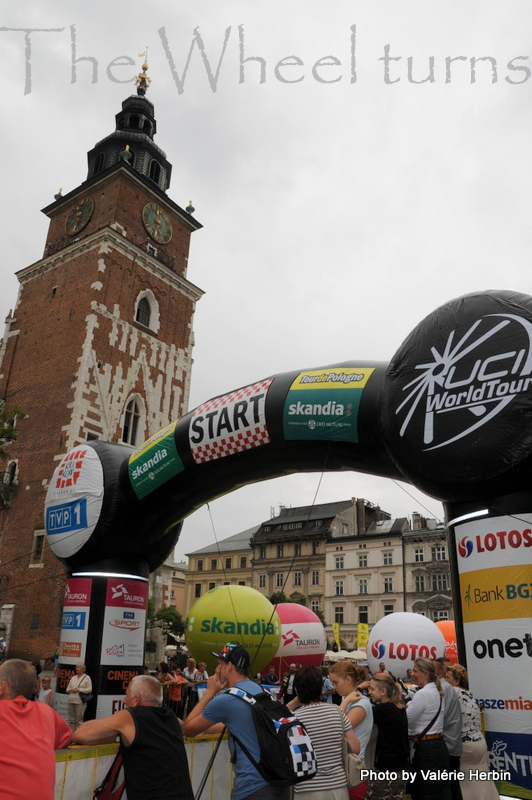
[0,659,72,800]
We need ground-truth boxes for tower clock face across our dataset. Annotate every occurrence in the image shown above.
[142,203,173,244]
[65,196,95,236]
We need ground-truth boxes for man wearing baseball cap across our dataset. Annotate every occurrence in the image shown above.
[184,642,290,800]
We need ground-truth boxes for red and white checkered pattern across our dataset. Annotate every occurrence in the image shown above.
[193,379,273,415]
[191,380,273,464]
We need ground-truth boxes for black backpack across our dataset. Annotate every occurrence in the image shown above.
[224,687,318,787]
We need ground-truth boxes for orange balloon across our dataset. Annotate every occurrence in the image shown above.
[435,620,458,663]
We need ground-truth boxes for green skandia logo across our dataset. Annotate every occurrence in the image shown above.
[200,617,279,635]
[131,448,168,480]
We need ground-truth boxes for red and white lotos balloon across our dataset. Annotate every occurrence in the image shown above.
[367,612,446,675]
[263,603,327,675]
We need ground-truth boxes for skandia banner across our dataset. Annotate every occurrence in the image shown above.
[454,513,532,792]
[283,367,374,442]
[128,420,184,499]
[381,290,532,500]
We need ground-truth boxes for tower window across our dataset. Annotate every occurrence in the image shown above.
[136,297,151,328]
[149,161,161,184]
[94,153,105,175]
[122,399,140,445]
[143,120,152,135]
[129,115,140,129]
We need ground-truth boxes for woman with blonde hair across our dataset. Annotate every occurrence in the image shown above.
[445,664,499,800]
[407,658,450,800]
[361,673,410,800]
[328,660,373,800]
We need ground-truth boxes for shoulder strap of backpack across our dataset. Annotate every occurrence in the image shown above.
[223,688,262,771]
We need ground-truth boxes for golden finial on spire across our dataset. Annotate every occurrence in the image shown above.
[136,48,151,96]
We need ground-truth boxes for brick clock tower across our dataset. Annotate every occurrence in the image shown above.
[0,70,203,660]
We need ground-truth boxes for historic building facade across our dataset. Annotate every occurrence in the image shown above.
[0,79,203,658]
[403,513,454,621]
[184,527,257,615]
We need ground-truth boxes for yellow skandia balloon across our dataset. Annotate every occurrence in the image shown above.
[186,585,281,676]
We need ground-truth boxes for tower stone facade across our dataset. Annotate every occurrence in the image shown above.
[0,88,203,659]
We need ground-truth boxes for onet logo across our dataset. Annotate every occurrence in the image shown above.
[395,313,532,450]
[371,639,386,659]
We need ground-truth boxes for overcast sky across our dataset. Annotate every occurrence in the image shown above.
[2,1,531,562]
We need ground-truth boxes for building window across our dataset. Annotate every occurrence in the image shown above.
[335,580,344,596]
[334,607,344,624]
[414,548,424,562]
[211,559,217,570]
[194,583,201,598]
[225,558,232,569]
[149,160,161,184]
[277,545,284,558]
[197,560,203,571]
[209,582,215,590]
[433,610,449,621]
[358,606,368,624]
[358,554,367,568]
[170,589,175,599]
[383,552,393,566]
[240,556,247,568]
[312,541,319,554]
[238,581,245,586]
[335,556,344,570]
[432,546,446,561]
[122,399,140,445]
[276,573,283,588]
[384,577,393,593]
[336,546,343,551]
[136,296,151,328]
[294,571,302,587]
[341,523,348,535]
[384,604,394,616]
[94,153,105,174]
[31,531,45,565]
[311,599,320,614]
[260,546,266,559]
[359,579,368,594]
[315,520,322,528]
[311,570,319,586]
[415,575,425,592]
[294,543,301,556]
[259,574,266,589]
[432,574,448,591]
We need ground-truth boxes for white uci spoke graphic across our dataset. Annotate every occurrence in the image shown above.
[395,314,532,450]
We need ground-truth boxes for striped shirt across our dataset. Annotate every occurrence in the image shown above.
[294,703,350,793]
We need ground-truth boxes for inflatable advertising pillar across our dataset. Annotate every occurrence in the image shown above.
[44,289,532,797]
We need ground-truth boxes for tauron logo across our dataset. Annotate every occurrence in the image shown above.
[395,313,532,450]
[458,537,474,558]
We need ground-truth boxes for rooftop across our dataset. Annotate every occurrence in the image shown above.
[186,525,259,556]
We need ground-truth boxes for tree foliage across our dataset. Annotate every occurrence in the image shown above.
[146,599,185,639]
[0,405,27,462]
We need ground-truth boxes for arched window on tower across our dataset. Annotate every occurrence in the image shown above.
[149,160,161,184]
[136,296,151,328]
[129,114,140,129]
[143,120,152,136]
[122,399,140,446]
[94,153,105,175]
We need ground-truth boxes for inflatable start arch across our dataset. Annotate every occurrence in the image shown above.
[46,290,532,796]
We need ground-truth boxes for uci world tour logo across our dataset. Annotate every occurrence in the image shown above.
[395,313,532,451]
